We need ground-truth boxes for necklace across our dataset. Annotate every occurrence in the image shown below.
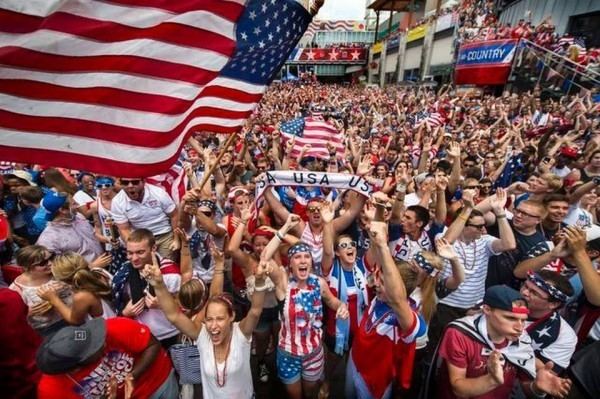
[309,225,322,246]
[457,239,477,272]
[213,330,233,388]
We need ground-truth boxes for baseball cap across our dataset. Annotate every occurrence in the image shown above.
[41,191,68,220]
[483,285,529,314]
[36,318,106,374]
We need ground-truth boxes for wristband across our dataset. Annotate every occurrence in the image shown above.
[458,213,469,221]
[396,184,407,193]
[276,231,285,241]
[495,213,507,219]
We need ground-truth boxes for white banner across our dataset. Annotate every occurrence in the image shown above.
[255,171,373,199]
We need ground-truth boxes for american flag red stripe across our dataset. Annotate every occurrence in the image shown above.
[0,0,310,177]
[281,117,345,160]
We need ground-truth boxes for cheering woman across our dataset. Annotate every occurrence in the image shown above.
[262,214,350,399]
[144,245,269,399]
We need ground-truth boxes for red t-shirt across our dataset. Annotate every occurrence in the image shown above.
[437,327,526,399]
[38,318,172,399]
[0,288,42,398]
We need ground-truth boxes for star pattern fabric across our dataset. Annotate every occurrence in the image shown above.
[222,0,311,84]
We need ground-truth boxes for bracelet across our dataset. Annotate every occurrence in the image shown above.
[254,282,268,292]
[396,184,407,193]
[276,231,285,241]
[458,213,469,221]
[495,213,507,219]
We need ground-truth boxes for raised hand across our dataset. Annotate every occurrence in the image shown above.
[447,142,461,159]
[357,155,373,176]
[461,189,476,208]
[175,227,190,245]
[141,252,163,287]
[395,165,410,185]
[563,226,587,255]
[490,188,508,214]
[435,175,449,191]
[208,241,225,265]
[436,238,458,260]
[367,221,388,245]
[319,202,335,224]
[255,260,272,283]
[284,213,302,231]
[240,206,253,223]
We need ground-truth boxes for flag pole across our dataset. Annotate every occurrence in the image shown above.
[197,133,238,192]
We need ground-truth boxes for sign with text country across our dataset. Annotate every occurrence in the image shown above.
[454,39,518,85]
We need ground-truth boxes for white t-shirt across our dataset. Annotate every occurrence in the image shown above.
[134,268,180,340]
[198,322,253,399]
[111,184,176,235]
[564,205,593,229]
[440,235,500,309]
[73,189,95,207]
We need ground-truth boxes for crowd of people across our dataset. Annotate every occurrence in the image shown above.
[1,74,600,399]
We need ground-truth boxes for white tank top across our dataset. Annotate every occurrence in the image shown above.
[97,196,117,250]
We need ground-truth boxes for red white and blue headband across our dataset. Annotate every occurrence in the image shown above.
[527,271,569,303]
[288,242,312,258]
[414,252,439,277]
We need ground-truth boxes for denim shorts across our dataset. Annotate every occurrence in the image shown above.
[276,346,325,385]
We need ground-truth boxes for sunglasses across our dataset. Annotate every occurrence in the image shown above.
[96,183,113,189]
[120,179,141,186]
[200,210,213,217]
[485,155,496,159]
[33,253,55,268]
[307,206,320,213]
[464,185,480,190]
[337,241,357,249]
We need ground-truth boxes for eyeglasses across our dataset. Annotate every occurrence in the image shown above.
[33,253,55,268]
[466,223,486,230]
[96,183,113,189]
[514,208,540,219]
[337,241,357,249]
[120,179,141,186]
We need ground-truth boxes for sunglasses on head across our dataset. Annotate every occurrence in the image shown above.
[121,179,141,186]
[337,241,357,249]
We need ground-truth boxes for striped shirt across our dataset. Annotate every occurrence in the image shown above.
[301,224,323,271]
[440,235,500,309]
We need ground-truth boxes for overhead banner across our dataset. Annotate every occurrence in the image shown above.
[407,25,427,42]
[288,47,367,63]
[455,39,518,85]
[255,171,373,200]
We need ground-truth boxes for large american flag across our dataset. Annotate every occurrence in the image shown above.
[0,0,311,177]
[280,116,345,160]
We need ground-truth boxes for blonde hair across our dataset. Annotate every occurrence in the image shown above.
[51,252,112,301]
[417,251,445,324]
[539,173,563,192]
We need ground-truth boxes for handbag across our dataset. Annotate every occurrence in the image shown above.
[169,335,202,385]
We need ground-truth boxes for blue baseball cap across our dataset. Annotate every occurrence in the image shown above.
[41,191,68,220]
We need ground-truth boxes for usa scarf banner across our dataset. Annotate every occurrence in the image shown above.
[0,0,312,177]
[454,39,518,86]
[255,171,373,200]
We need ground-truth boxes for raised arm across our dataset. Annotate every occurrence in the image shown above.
[262,214,301,262]
[565,227,600,306]
[333,190,366,234]
[446,142,462,194]
[239,260,269,338]
[369,221,414,331]
[320,202,336,276]
[443,189,476,244]
[489,189,516,253]
[143,254,201,340]
[264,188,303,236]
[435,238,464,290]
